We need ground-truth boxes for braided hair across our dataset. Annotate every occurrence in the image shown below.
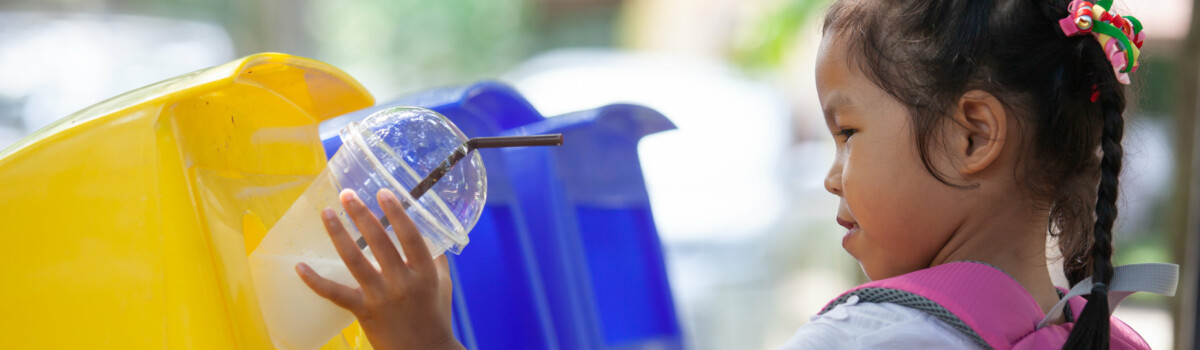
[822,0,1129,348]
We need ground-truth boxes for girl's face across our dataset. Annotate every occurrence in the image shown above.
[815,34,966,280]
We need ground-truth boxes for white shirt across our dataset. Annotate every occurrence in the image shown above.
[779,295,984,349]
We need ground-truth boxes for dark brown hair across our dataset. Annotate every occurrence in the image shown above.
[823,0,1125,348]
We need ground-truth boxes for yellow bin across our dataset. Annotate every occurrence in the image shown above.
[0,53,381,349]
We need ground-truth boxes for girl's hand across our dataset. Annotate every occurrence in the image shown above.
[295,188,464,350]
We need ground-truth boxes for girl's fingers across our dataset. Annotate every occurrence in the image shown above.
[378,189,435,272]
[433,255,454,305]
[296,262,364,313]
[340,190,406,275]
[434,255,450,276]
[321,206,380,285]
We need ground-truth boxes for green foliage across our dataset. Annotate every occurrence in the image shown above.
[733,0,830,70]
[308,0,535,93]
[1133,55,1178,118]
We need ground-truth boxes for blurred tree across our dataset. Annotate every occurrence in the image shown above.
[1169,0,1200,348]
[535,0,622,52]
[732,0,828,70]
[304,0,536,97]
[1,0,624,100]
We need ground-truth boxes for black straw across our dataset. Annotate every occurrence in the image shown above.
[356,134,563,249]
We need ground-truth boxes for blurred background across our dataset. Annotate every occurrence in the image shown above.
[0,0,1195,349]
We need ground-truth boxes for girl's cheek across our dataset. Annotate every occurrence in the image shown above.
[841,149,862,193]
[840,164,865,217]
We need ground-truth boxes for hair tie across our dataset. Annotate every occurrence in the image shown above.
[1059,0,1145,85]
[1091,282,1109,294]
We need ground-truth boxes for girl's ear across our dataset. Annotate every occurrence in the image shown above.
[951,90,1007,175]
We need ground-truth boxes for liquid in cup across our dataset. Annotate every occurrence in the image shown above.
[249,107,486,350]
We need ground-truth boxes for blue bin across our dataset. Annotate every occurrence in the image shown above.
[319,82,682,350]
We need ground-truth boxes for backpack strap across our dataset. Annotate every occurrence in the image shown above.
[820,262,1044,350]
[821,287,994,349]
[820,262,1179,350]
[1035,263,1178,328]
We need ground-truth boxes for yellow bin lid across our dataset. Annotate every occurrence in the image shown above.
[0,53,377,349]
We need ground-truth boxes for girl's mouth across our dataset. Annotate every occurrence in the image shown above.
[836,217,859,243]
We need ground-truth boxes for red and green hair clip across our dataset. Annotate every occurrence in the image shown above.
[1059,0,1145,85]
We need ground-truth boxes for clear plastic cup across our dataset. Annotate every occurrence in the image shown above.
[248,107,486,350]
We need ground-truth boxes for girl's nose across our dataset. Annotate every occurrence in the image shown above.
[825,162,843,197]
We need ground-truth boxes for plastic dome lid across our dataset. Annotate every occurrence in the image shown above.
[345,107,485,254]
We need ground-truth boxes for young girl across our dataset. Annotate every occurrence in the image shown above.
[296,0,1176,349]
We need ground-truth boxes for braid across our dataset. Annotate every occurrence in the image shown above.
[1062,67,1125,349]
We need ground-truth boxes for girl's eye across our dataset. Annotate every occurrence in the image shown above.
[836,128,857,140]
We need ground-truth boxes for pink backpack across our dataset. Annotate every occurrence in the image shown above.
[819,261,1177,350]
